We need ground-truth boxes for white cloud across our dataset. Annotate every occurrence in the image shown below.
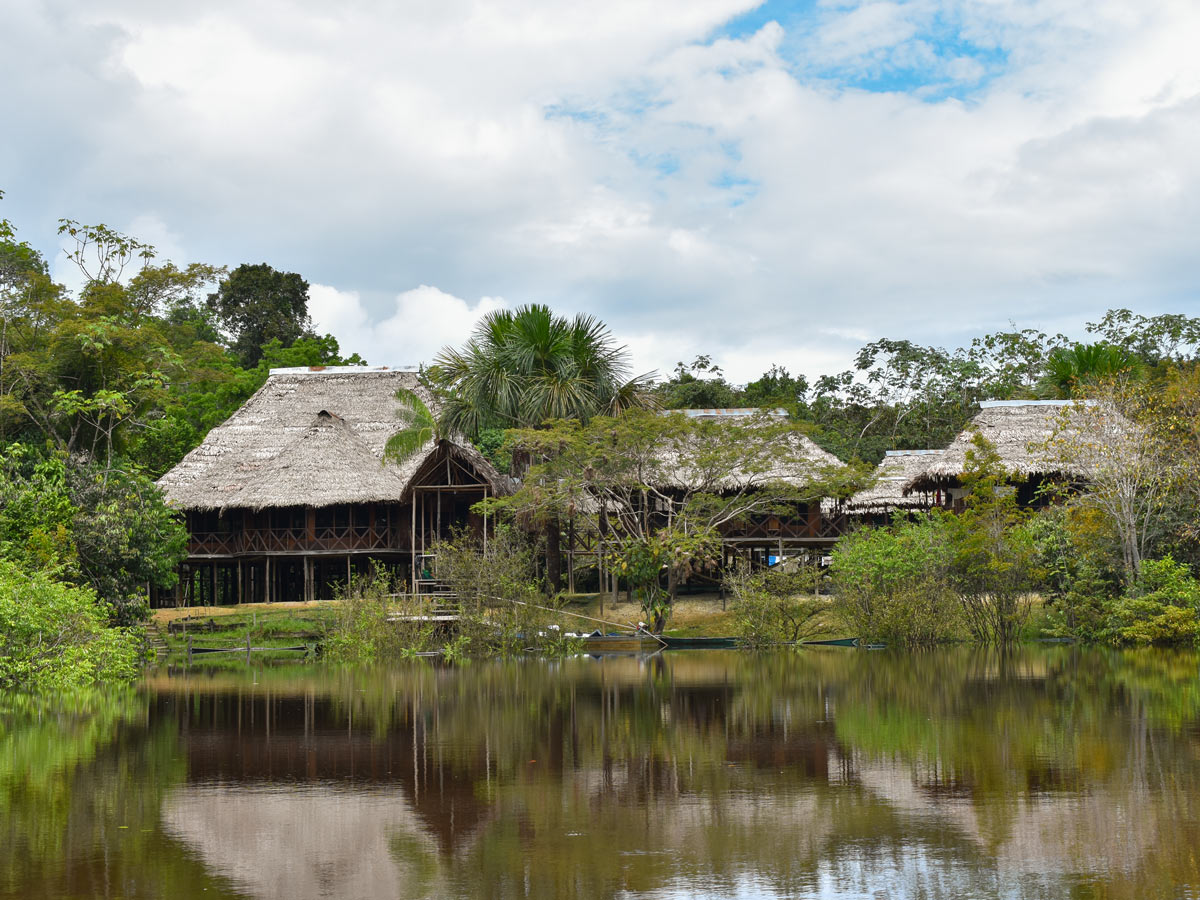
[4,0,1200,387]
[309,283,506,368]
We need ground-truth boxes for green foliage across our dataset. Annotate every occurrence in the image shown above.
[474,427,511,473]
[609,528,720,632]
[725,561,827,648]
[0,445,186,625]
[946,434,1042,644]
[0,560,143,690]
[1038,342,1142,398]
[207,263,315,367]
[433,526,549,655]
[0,445,76,571]
[1103,556,1200,646]
[430,303,654,438]
[830,515,962,645]
[654,355,738,409]
[1086,309,1200,365]
[1025,506,1121,641]
[384,386,436,463]
[65,465,188,625]
[323,571,436,663]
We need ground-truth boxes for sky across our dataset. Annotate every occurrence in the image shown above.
[2,0,1199,383]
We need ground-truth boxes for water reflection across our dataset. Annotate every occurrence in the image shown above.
[4,648,1200,899]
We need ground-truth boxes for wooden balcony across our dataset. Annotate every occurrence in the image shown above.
[720,512,848,542]
[189,525,403,557]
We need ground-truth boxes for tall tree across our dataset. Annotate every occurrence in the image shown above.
[207,263,314,367]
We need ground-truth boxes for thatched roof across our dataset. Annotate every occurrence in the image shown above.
[655,409,845,492]
[157,367,508,511]
[904,400,1098,493]
[847,450,945,513]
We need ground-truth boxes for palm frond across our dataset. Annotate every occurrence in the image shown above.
[384,386,437,463]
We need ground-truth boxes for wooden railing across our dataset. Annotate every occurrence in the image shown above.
[721,512,849,541]
[189,526,401,556]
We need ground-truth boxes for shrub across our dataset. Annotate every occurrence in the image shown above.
[1103,556,1200,646]
[0,561,143,690]
[726,562,827,648]
[945,435,1042,644]
[434,526,550,656]
[323,571,436,663]
[830,515,961,646]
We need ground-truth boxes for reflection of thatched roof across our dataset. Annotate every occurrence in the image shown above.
[904,401,1095,493]
[656,409,844,491]
[157,367,508,511]
[847,450,945,512]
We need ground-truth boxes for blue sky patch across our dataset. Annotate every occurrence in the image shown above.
[710,1,1010,103]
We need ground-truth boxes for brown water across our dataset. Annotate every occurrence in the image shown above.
[3,647,1200,899]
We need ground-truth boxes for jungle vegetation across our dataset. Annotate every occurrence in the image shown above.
[4,196,1200,681]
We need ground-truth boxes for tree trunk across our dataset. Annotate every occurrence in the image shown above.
[545,515,563,595]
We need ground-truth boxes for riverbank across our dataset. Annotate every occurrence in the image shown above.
[148,592,849,661]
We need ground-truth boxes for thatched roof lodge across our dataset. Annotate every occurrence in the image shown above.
[159,366,507,511]
[156,366,509,606]
[903,400,1100,505]
[846,450,945,517]
[662,408,844,491]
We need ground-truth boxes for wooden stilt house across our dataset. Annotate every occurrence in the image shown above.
[902,399,1106,509]
[155,366,509,606]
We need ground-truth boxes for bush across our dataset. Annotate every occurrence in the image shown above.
[830,515,962,646]
[434,526,551,656]
[1039,563,1118,641]
[0,560,143,690]
[726,562,827,648]
[323,571,436,663]
[1103,556,1200,646]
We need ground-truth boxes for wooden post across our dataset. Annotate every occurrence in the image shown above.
[567,516,576,595]
[237,560,244,605]
[211,562,217,609]
[265,557,271,604]
[304,557,312,604]
[598,538,604,617]
[246,634,252,665]
[346,554,351,589]
[186,635,193,663]
[410,496,418,593]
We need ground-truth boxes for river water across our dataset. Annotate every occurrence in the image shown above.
[3,647,1200,899]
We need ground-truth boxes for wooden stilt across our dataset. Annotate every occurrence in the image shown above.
[567,516,576,595]
[410,496,418,593]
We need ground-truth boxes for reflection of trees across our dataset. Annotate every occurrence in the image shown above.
[0,690,239,898]
[831,647,1200,893]
[11,649,1200,899]
[147,650,1200,898]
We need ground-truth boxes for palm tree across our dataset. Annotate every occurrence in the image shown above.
[392,304,655,592]
[432,304,655,435]
[1039,342,1142,398]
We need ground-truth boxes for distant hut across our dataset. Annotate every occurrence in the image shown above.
[846,449,946,524]
[156,366,509,607]
[660,409,848,565]
[903,400,1099,509]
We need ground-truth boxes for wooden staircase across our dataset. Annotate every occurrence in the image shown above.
[146,623,171,661]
